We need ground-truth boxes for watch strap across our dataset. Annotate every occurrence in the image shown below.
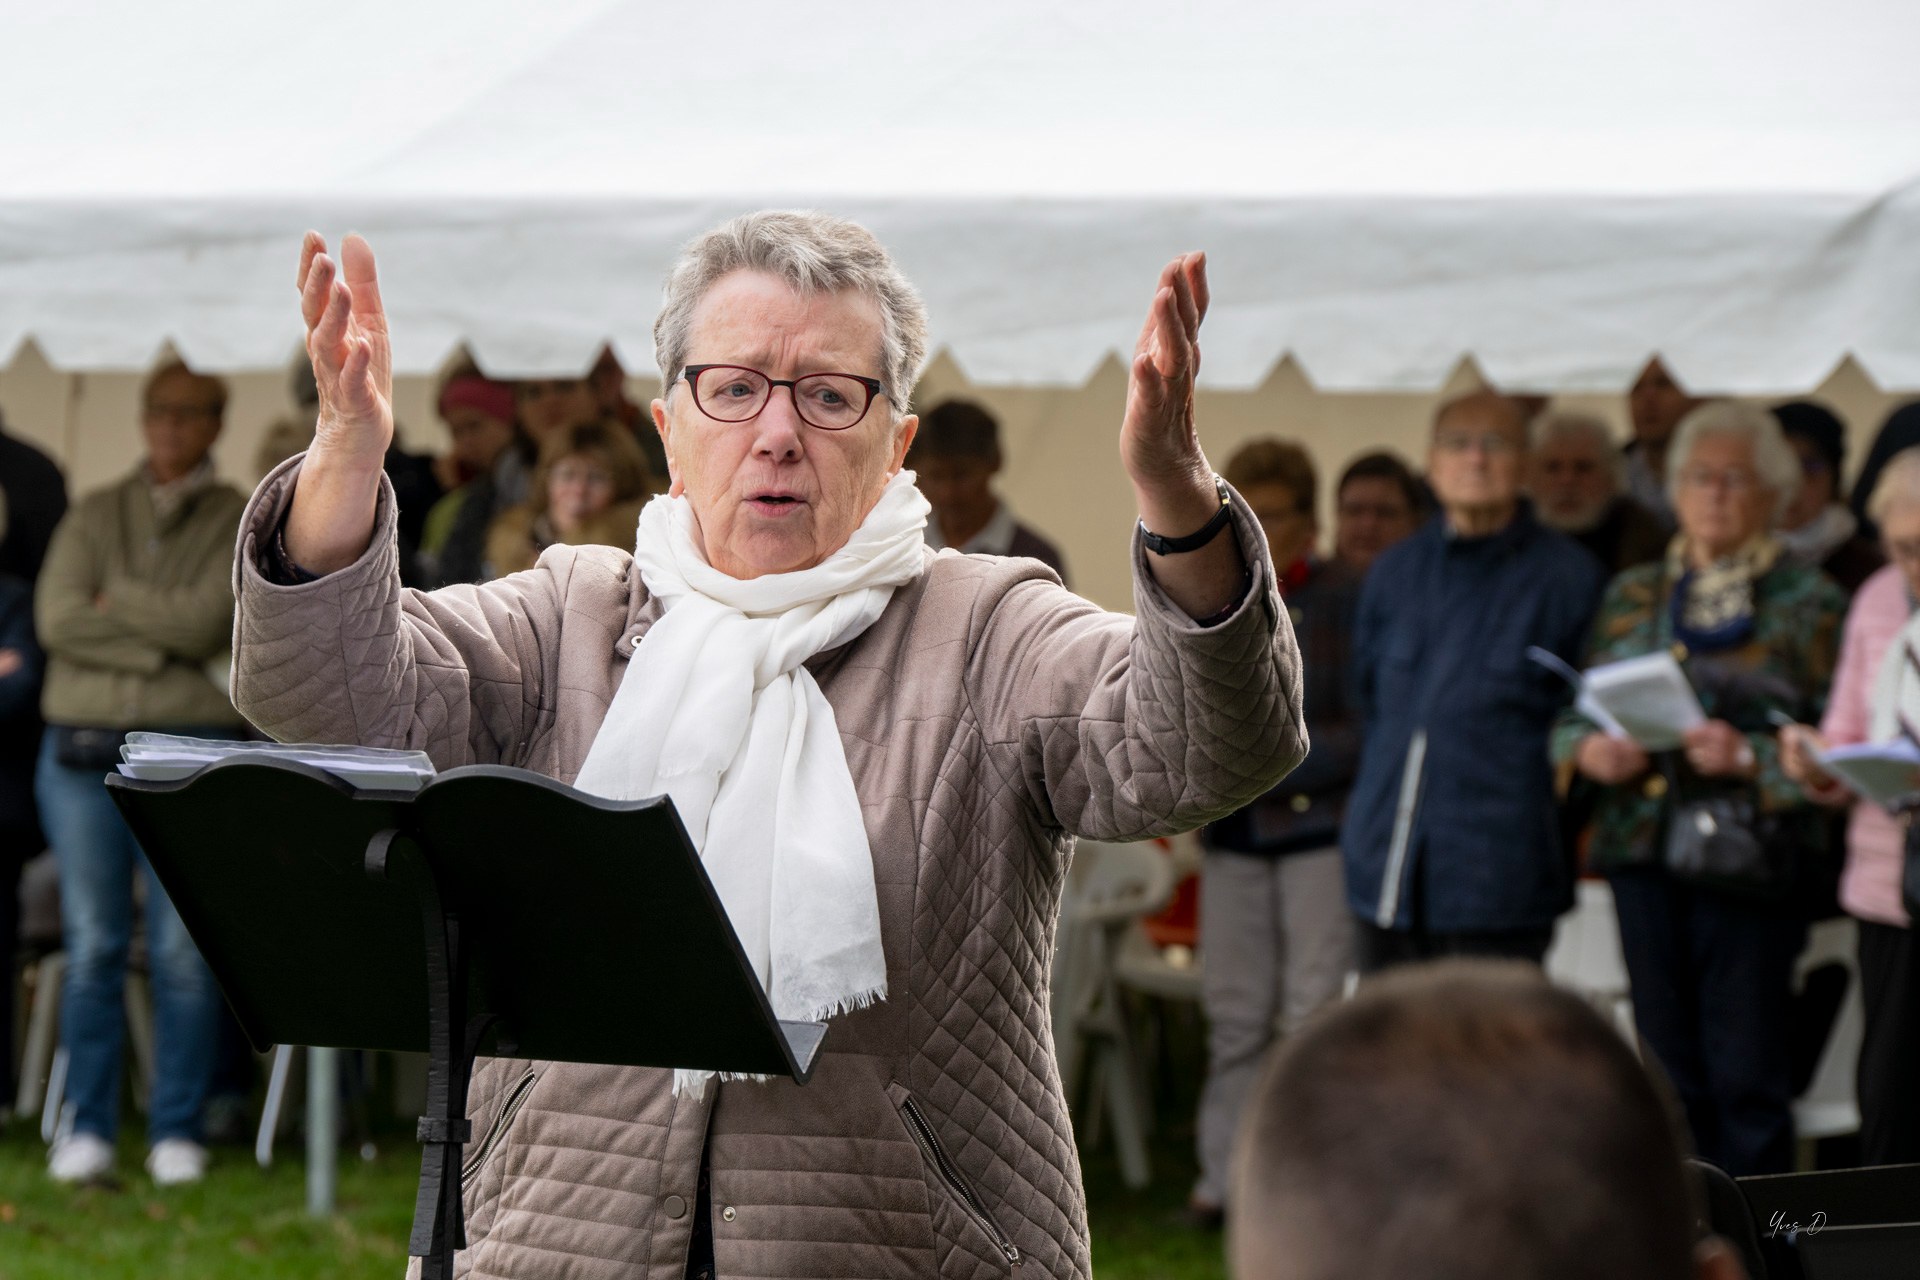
[1139,477,1233,556]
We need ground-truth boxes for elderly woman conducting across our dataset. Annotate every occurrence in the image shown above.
[1551,400,1845,1177]
[1781,446,1920,1166]
[234,212,1303,1279]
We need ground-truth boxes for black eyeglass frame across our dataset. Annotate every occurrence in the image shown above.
[680,364,885,431]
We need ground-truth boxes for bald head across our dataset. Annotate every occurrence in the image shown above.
[1435,390,1529,442]
[1231,962,1713,1280]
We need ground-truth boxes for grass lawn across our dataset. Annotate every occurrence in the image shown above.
[0,1015,1226,1278]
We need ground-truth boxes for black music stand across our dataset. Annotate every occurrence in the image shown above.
[107,758,826,1280]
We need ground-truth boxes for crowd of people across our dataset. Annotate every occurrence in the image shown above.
[1188,367,1920,1237]
[0,252,1917,1277]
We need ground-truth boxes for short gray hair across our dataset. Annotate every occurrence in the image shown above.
[1666,400,1802,522]
[1531,410,1625,491]
[1867,446,1920,526]
[653,211,929,420]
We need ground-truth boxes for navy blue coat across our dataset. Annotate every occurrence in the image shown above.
[1343,507,1604,933]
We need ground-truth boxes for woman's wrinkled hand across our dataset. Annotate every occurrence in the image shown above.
[297,231,394,476]
[1575,732,1651,786]
[1121,252,1210,498]
[1683,720,1757,780]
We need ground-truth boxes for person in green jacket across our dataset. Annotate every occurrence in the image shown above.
[1553,401,1845,1177]
[35,360,247,1188]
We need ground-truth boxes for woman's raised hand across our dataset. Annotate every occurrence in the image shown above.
[298,232,394,472]
[283,232,393,574]
[1120,252,1209,492]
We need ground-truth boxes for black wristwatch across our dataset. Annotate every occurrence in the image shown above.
[1139,476,1233,556]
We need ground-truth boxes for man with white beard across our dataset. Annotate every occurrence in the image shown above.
[1527,411,1668,579]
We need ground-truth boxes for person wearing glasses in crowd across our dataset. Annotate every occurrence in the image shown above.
[1780,446,1920,1167]
[1771,401,1886,597]
[232,212,1304,1279]
[1330,450,1425,576]
[485,419,655,576]
[1345,391,1604,969]
[36,361,248,1188]
[1554,402,1845,1176]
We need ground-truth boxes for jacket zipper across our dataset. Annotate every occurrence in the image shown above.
[1375,728,1428,928]
[899,1097,1022,1269]
[461,1069,539,1189]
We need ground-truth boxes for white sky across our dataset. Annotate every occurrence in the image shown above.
[3,0,1918,197]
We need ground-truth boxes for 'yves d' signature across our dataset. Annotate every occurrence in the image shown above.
[1767,1210,1828,1239]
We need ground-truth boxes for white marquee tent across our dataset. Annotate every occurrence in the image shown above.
[4,0,1919,607]
[3,0,1919,393]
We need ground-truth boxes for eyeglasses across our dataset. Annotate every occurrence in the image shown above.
[1678,466,1760,493]
[682,364,883,431]
[549,461,616,491]
[1433,432,1520,456]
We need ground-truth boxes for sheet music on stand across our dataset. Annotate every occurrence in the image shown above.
[117,733,437,791]
[1527,648,1706,751]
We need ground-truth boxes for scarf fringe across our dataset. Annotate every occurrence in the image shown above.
[670,984,887,1100]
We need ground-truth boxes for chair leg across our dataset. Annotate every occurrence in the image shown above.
[123,971,156,1115]
[1100,1034,1153,1190]
[15,952,63,1120]
[257,1044,297,1169]
[40,1047,69,1145]
[1089,967,1154,1190]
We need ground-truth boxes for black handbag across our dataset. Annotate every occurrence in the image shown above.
[1660,761,1796,900]
[50,725,130,771]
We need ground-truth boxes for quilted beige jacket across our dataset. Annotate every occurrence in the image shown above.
[231,457,1305,1280]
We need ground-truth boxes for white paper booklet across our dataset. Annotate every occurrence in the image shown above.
[1817,739,1920,812]
[117,733,437,792]
[1528,648,1706,752]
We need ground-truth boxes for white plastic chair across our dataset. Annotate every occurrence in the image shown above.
[1543,879,1636,1040]
[1050,839,1176,1190]
[1792,915,1863,1148]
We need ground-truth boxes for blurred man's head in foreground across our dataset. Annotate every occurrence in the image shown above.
[1231,961,1745,1280]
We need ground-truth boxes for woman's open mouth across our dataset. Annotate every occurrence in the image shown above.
[747,494,806,515]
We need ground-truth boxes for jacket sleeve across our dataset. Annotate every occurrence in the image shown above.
[230,457,560,768]
[99,503,242,662]
[33,510,168,676]
[1549,572,1636,767]
[1819,583,1885,746]
[1748,576,1847,814]
[965,487,1307,842]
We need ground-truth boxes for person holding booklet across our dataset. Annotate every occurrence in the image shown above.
[1780,445,1920,1166]
[228,212,1305,1279]
[1551,400,1846,1177]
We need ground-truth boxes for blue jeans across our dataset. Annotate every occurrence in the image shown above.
[36,730,224,1144]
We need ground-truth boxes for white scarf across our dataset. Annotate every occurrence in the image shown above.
[573,469,931,1097]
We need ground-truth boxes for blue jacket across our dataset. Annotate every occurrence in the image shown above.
[1343,506,1604,933]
